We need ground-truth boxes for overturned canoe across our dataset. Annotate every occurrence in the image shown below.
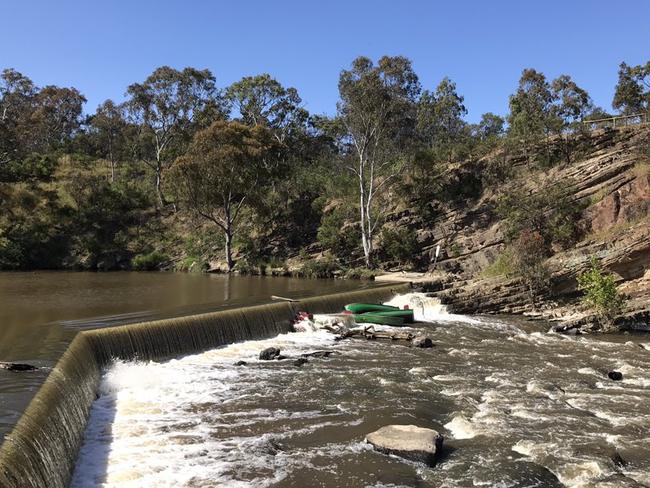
[344,303,400,314]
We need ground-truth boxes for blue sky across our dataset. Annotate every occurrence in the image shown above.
[1,0,648,122]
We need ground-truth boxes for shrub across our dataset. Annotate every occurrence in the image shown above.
[344,267,379,280]
[380,227,419,266]
[577,257,625,321]
[297,258,340,278]
[131,251,168,271]
[481,249,515,278]
[510,229,551,296]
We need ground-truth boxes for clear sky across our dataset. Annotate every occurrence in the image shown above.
[2,0,648,122]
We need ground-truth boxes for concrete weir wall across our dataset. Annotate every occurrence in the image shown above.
[0,284,410,488]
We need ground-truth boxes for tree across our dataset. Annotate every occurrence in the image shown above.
[550,75,592,163]
[168,120,277,271]
[88,100,128,182]
[126,66,218,206]
[507,69,556,151]
[612,61,650,115]
[417,77,468,161]
[29,86,86,151]
[337,55,420,266]
[225,74,308,143]
[577,257,625,323]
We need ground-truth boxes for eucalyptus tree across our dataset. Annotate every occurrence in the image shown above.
[613,61,650,115]
[126,66,219,206]
[225,74,308,143]
[88,100,128,182]
[507,69,555,152]
[337,55,420,267]
[417,77,468,162]
[550,75,592,163]
[168,120,277,271]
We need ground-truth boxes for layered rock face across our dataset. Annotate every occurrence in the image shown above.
[401,126,650,330]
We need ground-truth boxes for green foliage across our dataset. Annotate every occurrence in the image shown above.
[497,182,586,249]
[577,257,625,320]
[380,226,419,266]
[343,267,379,280]
[131,251,168,271]
[297,257,340,279]
[481,250,515,278]
[316,204,361,263]
[612,61,650,115]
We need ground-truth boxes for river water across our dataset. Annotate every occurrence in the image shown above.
[71,293,650,488]
[0,272,366,442]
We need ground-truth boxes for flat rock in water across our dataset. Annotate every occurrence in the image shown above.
[366,424,443,466]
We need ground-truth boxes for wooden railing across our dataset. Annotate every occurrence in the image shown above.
[583,112,649,130]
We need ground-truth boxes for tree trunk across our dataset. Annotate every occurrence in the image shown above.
[155,167,166,207]
[224,222,234,272]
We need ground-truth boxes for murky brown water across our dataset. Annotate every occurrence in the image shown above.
[0,271,367,441]
[71,294,650,488]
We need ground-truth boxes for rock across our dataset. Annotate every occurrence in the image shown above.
[301,350,337,358]
[0,362,38,372]
[293,358,309,367]
[259,347,281,361]
[412,336,434,348]
[234,360,247,366]
[366,424,444,466]
[608,371,623,381]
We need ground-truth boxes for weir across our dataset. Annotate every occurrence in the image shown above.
[0,283,410,488]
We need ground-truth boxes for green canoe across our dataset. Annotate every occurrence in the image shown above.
[344,303,400,314]
[353,313,405,326]
[366,309,414,323]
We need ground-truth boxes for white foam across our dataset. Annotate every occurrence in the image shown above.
[383,292,479,323]
[444,415,477,439]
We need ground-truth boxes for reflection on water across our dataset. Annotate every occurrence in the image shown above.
[71,297,650,487]
[0,271,367,441]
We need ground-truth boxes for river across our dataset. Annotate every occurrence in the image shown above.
[70,293,650,487]
[0,271,368,442]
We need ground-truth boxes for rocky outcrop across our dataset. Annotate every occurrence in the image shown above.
[366,425,444,466]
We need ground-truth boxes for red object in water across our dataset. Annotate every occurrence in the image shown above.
[403,305,409,310]
[341,310,353,315]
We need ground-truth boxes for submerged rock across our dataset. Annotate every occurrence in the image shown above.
[234,360,247,366]
[412,336,434,348]
[0,362,38,372]
[301,350,338,358]
[366,424,443,466]
[259,347,281,360]
[293,358,309,367]
[608,371,623,381]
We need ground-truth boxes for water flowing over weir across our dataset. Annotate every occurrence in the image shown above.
[0,284,409,488]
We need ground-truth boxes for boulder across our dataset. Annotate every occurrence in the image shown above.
[412,336,434,348]
[259,347,281,360]
[608,371,623,381]
[366,424,443,466]
[234,360,247,366]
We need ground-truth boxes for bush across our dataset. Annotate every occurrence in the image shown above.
[131,251,168,271]
[380,227,419,266]
[577,257,625,321]
[297,258,340,278]
[344,267,379,280]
